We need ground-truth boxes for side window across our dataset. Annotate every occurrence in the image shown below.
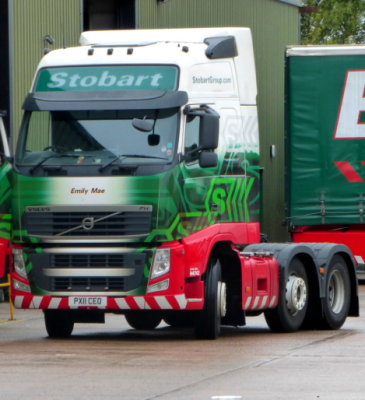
[184,115,200,163]
[27,111,51,151]
[0,115,6,157]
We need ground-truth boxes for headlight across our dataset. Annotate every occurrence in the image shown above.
[150,248,171,280]
[13,249,28,279]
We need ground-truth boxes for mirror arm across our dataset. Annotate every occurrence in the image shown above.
[4,155,14,163]
[177,153,185,162]
[184,104,219,117]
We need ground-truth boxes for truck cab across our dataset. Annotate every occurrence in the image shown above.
[11,28,262,337]
[11,29,358,339]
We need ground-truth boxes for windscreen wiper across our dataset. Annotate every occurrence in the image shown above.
[29,153,88,174]
[99,154,168,172]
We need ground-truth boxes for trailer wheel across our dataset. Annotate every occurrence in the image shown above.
[320,255,350,330]
[195,259,226,340]
[264,257,308,332]
[124,311,162,330]
[44,310,74,338]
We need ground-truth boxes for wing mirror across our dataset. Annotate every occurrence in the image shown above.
[132,118,154,132]
[184,106,220,168]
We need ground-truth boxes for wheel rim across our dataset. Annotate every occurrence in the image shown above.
[218,281,227,318]
[285,274,307,316]
[328,269,345,314]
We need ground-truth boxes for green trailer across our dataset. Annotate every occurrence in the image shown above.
[287,45,365,277]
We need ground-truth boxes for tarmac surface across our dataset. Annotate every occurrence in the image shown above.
[0,284,364,400]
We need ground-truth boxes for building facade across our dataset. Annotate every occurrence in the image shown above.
[0,0,301,240]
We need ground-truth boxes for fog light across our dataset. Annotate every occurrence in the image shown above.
[147,279,170,294]
[13,278,31,293]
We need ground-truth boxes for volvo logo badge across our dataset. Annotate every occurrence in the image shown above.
[81,217,95,230]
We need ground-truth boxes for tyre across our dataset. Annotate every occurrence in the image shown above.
[163,311,195,328]
[44,310,74,338]
[124,311,162,330]
[264,257,308,332]
[194,259,226,340]
[319,255,350,330]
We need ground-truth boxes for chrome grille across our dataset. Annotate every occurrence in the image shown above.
[52,276,125,291]
[29,250,148,293]
[24,207,152,237]
[51,253,140,268]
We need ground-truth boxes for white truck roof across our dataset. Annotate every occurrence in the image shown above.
[80,27,257,105]
[80,27,251,47]
[34,27,257,105]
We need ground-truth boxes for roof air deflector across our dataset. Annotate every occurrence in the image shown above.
[204,36,238,59]
[23,90,188,111]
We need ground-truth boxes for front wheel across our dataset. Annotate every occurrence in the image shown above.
[124,311,162,330]
[319,255,350,330]
[163,311,195,328]
[265,257,308,332]
[194,259,226,340]
[44,310,74,338]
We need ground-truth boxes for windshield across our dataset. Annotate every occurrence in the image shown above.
[16,108,179,175]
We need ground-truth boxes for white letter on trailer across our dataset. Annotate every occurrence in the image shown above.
[335,70,365,139]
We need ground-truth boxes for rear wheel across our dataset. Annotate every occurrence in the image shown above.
[125,311,162,330]
[44,310,74,338]
[319,255,350,330]
[195,259,226,340]
[265,257,308,332]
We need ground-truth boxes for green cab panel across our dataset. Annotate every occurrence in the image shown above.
[12,159,260,244]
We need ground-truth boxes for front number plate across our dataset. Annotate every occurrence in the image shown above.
[69,296,107,308]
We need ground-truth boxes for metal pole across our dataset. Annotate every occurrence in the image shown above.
[0,274,15,321]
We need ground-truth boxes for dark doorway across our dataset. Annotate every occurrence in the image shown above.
[83,0,135,30]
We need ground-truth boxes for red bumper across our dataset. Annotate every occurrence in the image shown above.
[13,293,204,311]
